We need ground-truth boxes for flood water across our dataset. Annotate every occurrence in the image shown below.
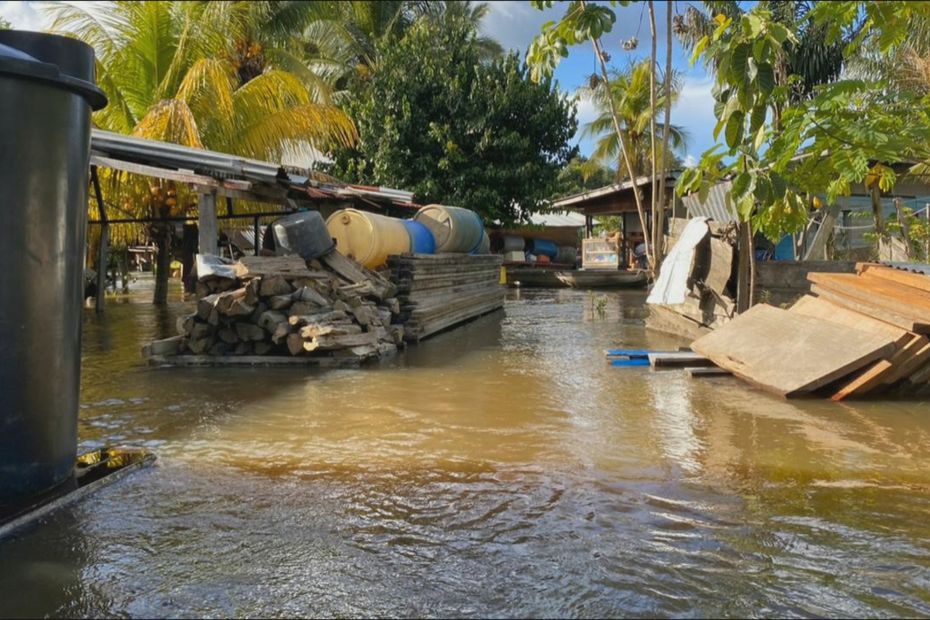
[2,282,930,618]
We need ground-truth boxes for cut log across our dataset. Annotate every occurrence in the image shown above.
[269,294,293,311]
[259,275,293,297]
[322,250,394,299]
[299,323,363,339]
[188,336,213,354]
[304,331,378,352]
[176,314,196,336]
[691,304,897,397]
[142,335,183,358]
[217,327,239,344]
[271,322,294,345]
[286,333,305,356]
[244,278,261,306]
[293,286,331,306]
[197,293,221,320]
[287,309,345,326]
[235,322,266,342]
[254,341,273,356]
[258,310,288,332]
[234,341,253,355]
[190,322,212,340]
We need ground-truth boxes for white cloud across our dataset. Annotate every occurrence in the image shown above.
[683,154,696,167]
[480,1,563,54]
[672,74,717,166]
[0,1,47,31]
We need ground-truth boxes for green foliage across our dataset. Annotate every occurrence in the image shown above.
[334,18,577,224]
[0,16,10,30]
[526,1,631,82]
[555,156,615,198]
[677,3,930,242]
[581,61,686,179]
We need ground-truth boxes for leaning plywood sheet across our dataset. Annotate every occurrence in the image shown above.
[857,263,930,294]
[691,304,897,397]
[647,217,708,305]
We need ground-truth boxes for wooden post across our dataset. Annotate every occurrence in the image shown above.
[894,197,911,260]
[198,190,218,256]
[90,166,108,314]
[254,215,261,256]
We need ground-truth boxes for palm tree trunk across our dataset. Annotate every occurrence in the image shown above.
[583,1,651,269]
[647,1,659,273]
[153,204,172,305]
[656,3,674,271]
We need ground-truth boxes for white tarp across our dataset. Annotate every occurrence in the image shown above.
[196,253,237,281]
[646,217,709,305]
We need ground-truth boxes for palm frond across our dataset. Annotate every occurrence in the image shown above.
[132,98,203,148]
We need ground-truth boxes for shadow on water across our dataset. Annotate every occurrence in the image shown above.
[2,286,930,617]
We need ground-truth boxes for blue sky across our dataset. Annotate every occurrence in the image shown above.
[480,1,717,167]
[1,0,717,166]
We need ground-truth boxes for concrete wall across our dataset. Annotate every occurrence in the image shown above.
[754,260,857,307]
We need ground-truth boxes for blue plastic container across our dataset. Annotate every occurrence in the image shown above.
[403,219,436,254]
[529,238,558,258]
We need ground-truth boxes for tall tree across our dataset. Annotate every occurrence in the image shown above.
[580,62,685,184]
[334,17,576,224]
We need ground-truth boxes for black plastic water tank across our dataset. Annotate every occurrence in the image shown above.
[0,31,106,506]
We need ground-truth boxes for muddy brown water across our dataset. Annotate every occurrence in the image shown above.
[1,284,930,618]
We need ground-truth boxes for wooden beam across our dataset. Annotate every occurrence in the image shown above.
[198,190,218,256]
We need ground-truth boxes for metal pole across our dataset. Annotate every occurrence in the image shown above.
[90,166,108,314]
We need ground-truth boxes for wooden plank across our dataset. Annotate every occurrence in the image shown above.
[789,295,912,348]
[691,304,897,397]
[809,272,930,319]
[648,351,716,368]
[808,283,930,334]
[831,360,894,401]
[687,367,732,377]
[198,191,218,256]
[857,264,930,294]
[146,354,362,368]
[881,337,930,385]
[644,304,712,342]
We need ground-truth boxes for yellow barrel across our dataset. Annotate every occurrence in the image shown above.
[414,204,484,253]
[325,209,411,269]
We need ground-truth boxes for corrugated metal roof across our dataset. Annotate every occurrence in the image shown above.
[91,129,286,184]
[681,179,738,223]
[881,261,930,275]
[551,173,679,209]
[527,211,587,227]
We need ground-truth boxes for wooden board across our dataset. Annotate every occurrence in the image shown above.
[831,360,894,401]
[644,304,712,342]
[687,367,732,377]
[881,337,930,385]
[808,272,930,332]
[146,354,363,368]
[857,263,930,294]
[648,351,716,368]
[691,304,897,397]
[789,295,912,348]
[808,283,930,334]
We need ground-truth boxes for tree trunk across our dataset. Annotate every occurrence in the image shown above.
[648,1,659,273]
[582,0,651,270]
[655,3,674,271]
[153,205,172,305]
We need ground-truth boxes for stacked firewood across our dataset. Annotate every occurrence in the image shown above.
[387,254,505,341]
[147,253,403,363]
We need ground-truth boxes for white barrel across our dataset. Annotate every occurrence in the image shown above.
[502,235,525,252]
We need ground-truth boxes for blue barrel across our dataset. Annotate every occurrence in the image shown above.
[403,219,436,254]
[529,238,558,258]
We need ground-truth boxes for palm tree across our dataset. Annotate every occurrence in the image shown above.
[581,61,686,183]
[48,1,357,303]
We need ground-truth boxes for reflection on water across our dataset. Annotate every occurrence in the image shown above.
[2,285,930,617]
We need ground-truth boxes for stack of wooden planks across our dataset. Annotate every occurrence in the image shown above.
[690,263,930,399]
[387,253,505,341]
[144,253,403,365]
